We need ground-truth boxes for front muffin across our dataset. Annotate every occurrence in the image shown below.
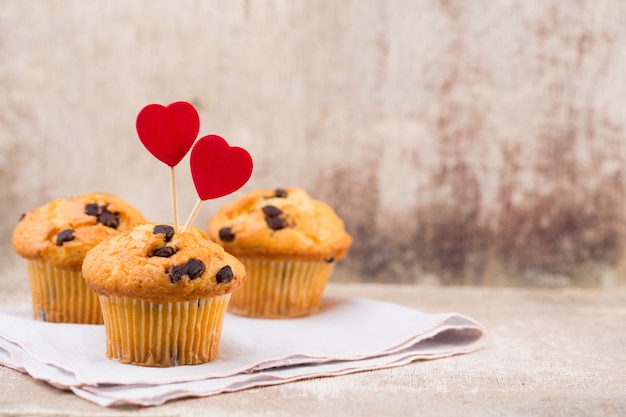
[12,192,147,324]
[82,224,246,367]
[208,187,352,318]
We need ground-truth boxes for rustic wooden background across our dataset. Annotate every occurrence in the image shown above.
[1,0,625,287]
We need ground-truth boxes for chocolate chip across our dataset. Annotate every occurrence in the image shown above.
[186,259,205,280]
[153,225,175,242]
[18,213,25,222]
[56,229,75,246]
[265,216,288,230]
[84,203,101,216]
[98,211,120,229]
[169,265,186,283]
[218,227,236,242]
[263,205,288,230]
[168,259,205,283]
[152,246,176,258]
[86,203,121,229]
[325,257,335,263]
[216,265,234,283]
[262,205,283,217]
[274,188,288,198]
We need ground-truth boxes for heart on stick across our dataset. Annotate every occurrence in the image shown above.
[136,101,200,167]
[190,135,253,200]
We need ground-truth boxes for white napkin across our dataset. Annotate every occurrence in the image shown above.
[0,297,486,407]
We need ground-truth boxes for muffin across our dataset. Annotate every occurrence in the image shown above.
[207,187,352,318]
[81,223,246,367]
[12,192,147,324]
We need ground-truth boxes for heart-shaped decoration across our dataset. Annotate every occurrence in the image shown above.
[190,135,253,200]
[136,101,200,167]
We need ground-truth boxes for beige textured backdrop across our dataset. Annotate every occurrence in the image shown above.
[1,1,626,287]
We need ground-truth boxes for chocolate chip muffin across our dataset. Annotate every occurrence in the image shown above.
[207,187,352,318]
[82,224,246,367]
[11,192,147,324]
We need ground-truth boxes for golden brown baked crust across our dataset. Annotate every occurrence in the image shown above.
[12,193,147,271]
[207,187,352,262]
[82,224,246,303]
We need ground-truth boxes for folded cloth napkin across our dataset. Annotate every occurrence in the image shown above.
[0,296,486,407]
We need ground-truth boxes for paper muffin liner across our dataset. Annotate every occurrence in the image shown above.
[98,294,231,367]
[228,258,335,318]
[25,260,103,324]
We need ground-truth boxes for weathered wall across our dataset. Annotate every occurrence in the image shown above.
[1,0,625,287]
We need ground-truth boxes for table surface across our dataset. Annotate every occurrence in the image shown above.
[0,281,625,417]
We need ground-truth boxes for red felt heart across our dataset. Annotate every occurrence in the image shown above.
[190,135,253,200]
[136,101,200,167]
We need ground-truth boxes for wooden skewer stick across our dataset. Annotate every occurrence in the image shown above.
[170,167,180,232]
[181,198,204,234]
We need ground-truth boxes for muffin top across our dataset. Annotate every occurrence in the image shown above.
[207,187,352,262]
[12,192,147,271]
[82,224,246,303]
